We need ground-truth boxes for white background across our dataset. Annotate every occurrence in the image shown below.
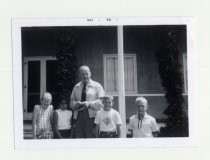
[12,17,196,149]
[0,0,210,160]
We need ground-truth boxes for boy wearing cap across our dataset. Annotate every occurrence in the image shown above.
[94,95,122,138]
[128,97,159,138]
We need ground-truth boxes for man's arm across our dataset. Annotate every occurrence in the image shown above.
[70,86,82,110]
[87,84,105,110]
[82,99,103,111]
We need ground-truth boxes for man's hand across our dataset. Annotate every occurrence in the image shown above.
[81,101,90,108]
[75,101,82,109]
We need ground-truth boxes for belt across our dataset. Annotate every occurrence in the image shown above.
[100,131,117,135]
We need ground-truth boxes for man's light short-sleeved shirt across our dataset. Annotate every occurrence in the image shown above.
[128,113,159,137]
[70,79,105,119]
[94,108,122,132]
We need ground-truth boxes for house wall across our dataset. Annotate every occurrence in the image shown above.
[22,26,188,120]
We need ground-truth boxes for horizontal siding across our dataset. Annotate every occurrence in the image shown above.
[22,26,187,120]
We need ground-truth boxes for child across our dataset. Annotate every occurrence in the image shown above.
[128,97,159,138]
[94,95,122,138]
[54,96,73,139]
[32,92,54,139]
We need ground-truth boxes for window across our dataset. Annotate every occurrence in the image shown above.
[183,54,188,93]
[103,54,137,94]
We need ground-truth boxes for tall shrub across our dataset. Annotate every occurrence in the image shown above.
[155,30,188,137]
[55,28,78,107]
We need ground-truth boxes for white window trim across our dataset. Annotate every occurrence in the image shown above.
[103,54,138,95]
[23,56,56,119]
[183,53,188,93]
[24,56,56,61]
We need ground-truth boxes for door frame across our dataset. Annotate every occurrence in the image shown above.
[23,56,56,120]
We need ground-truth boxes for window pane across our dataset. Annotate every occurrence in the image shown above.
[124,57,135,92]
[114,57,118,91]
[106,57,117,92]
[28,61,40,93]
[46,60,59,105]
[104,55,136,93]
[27,61,40,112]
[28,95,40,112]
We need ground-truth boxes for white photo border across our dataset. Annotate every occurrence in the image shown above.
[12,17,197,149]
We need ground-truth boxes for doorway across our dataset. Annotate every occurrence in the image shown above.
[23,56,58,120]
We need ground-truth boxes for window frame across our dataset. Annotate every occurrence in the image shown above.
[103,54,138,95]
[183,53,188,93]
[23,56,56,119]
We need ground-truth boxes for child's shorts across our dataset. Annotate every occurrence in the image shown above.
[99,131,117,138]
[58,129,72,138]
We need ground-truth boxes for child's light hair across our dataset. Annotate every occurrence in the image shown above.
[102,95,114,101]
[41,92,52,100]
[135,97,148,106]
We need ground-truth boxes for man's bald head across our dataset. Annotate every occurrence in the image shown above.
[79,66,91,83]
[79,66,90,73]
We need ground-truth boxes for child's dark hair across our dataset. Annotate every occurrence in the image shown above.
[58,95,67,104]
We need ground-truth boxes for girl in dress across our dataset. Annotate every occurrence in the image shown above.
[32,92,54,139]
[54,96,73,138]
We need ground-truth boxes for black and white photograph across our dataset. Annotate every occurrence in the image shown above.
[12,17,196,148]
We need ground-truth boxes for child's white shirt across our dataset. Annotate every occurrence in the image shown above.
[56,109,72,130]
[128,113,159,137]
[94,108,122,132]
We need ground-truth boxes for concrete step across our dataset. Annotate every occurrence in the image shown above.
[23,121,33,139]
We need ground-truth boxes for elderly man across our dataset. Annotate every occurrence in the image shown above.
[70,66,105,138]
